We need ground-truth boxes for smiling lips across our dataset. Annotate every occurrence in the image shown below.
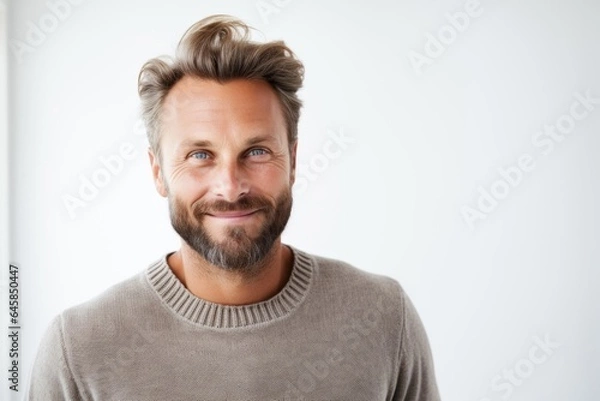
[206,209,260,220]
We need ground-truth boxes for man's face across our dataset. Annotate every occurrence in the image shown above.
[149,77,296,271]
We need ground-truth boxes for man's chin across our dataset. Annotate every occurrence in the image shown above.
[203,217,265,239]
[214,236,254,253]
[197,243,270,272]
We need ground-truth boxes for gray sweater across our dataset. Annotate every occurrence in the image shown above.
[26,246,441,400]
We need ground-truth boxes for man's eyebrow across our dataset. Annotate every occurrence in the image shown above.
[245,134,279,146]
[176,139,213,151]
[177,135,279,151]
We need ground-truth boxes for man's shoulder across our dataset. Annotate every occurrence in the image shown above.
[58,256,162,334]
[300,248,406,306]
[310,250,401,286]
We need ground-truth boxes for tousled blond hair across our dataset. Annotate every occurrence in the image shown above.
[138,15,305,161]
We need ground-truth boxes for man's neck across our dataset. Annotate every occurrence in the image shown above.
[166,241,294,306]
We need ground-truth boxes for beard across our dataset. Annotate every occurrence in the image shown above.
[168,188,293,273]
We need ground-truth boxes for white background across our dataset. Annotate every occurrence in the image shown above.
[3,0,600,400]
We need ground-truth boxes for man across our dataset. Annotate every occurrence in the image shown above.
[27,15,441,400]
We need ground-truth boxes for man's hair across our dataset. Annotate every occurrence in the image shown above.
[138,15,305,161]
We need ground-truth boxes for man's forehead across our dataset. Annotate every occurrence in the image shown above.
[164,91,227,113]
[161,77,285,127]
[165,77,277,106]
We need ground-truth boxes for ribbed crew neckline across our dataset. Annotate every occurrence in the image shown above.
[145,246,314,329]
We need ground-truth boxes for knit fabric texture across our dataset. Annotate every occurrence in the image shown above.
[26,246,441,400]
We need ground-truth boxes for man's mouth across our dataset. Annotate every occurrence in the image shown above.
[206,209,261,219]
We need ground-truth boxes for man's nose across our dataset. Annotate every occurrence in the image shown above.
[211,160,249,202]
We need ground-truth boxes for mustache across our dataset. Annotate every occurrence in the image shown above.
[193,196,272,216]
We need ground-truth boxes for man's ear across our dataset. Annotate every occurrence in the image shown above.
[148,148,168,198]
[289,140,298,185]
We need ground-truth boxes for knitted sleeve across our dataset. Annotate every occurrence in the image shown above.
[25,314,83,401]
[393,288,441,401]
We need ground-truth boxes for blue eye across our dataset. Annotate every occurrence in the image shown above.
[248,148,268,157]
[191,151,209,160]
